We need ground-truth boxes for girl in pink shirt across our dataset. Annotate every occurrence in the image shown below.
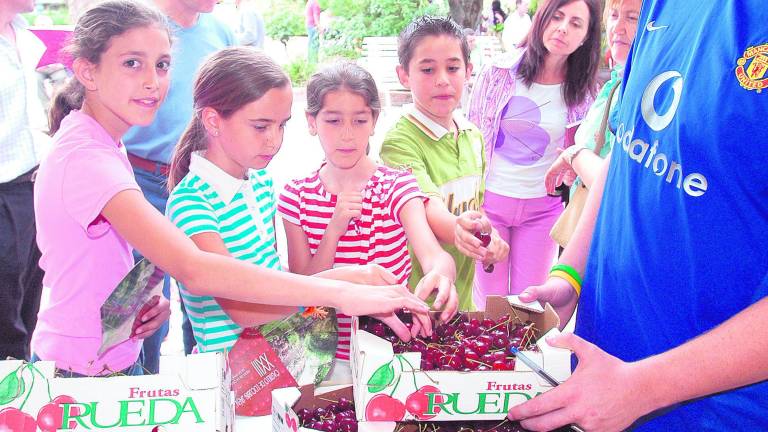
[278,62,458,365]
[32,0,430,377]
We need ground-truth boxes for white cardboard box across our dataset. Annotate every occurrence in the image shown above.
[350,296,572,426]
[0,352,233,432]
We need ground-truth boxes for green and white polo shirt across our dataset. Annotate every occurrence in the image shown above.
[381,105,486,312]
[167,152,281,352]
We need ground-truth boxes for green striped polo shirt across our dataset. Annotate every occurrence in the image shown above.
[167,153,281,352]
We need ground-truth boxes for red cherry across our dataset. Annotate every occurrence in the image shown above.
[364,394,405,421]
[0,407,36,432]
[405,386,445,420]
[492,360,508,371]
[474,231,492,247]
[37,395,80,432]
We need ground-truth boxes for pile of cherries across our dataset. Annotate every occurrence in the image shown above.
[360,312,538,372]
[296,397,357,432]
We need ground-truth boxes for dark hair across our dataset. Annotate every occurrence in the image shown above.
[48,0,169,135]
[397,15,470,71]
[517,0,601,108]
[168,47,290,189]
[492,1,507,22]
[306,61,381,119]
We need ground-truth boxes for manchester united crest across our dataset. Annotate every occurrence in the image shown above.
[735,43,768,93]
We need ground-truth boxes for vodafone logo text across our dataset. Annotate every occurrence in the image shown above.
[616,71,708,197]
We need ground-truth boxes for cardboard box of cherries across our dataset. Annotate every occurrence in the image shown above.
[271,385,568,432]
[349,296,572,426]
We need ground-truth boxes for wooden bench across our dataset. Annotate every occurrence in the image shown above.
[359,36,411,107]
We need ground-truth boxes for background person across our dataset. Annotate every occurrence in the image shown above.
[502,0,532,51]
[122,0,236,371]
[467,0,601,309]
[0,0,48,362]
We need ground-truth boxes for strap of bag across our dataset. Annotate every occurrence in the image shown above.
[593,79,622,156]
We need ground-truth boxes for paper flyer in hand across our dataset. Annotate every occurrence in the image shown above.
[98,259,165,355]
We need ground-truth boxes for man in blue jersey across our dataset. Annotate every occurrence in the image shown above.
[124,0,235,373]
[507,1,768,430]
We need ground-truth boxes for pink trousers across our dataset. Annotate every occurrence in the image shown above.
[473,190,563,310]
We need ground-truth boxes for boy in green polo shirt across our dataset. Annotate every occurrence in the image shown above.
[381,16,509,311]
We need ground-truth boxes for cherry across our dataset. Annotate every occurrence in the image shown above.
[370,322,386,338]
[296,408,312,424]
[0,408,36,432]
[474,231,492,247]
[337,397,353,411]
[37,395,80,432]
[492,360,508,371]
[405,385,444,420]
[365,394,405,421]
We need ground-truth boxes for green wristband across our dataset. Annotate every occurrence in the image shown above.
[550,264,583,288]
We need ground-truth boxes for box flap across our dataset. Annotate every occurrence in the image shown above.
[160,352,224,391]
[484,296,560,338]
[536,328,572,383]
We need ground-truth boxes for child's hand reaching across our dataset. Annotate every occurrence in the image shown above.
[328,191,363,234]
[131,296,171,340]
[315,264,433,341]
[413,270,458,323]
[454,211,509,267]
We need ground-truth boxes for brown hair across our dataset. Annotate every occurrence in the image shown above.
[305,61,381,119]
[517,0,601,109]
[48,0,169,135]
[397,15,470,72]
[168,47,290,190]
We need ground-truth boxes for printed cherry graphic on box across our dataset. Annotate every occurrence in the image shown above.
[364,354,432,421]
[0,407,36,432]
[36,395,80,432]
[0,363,80,432]
[404,385,445,420]
[364,394,405,422]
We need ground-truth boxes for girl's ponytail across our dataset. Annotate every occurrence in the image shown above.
[48,78,85,135]
[168,115,208,191]
[168,47,290,191]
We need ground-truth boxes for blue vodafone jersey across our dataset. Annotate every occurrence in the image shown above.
[577,1,768,429]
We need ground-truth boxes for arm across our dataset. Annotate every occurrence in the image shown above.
[399,198,458,321]
[101,190,430,319]
[570,148,607,188]
[544,146,607,194]
[520,155,612,324]
[380,135,506,264]
[509,297,768,432]
[188,231,296,327]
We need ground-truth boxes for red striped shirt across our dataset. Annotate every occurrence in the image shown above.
[278,165,426,360]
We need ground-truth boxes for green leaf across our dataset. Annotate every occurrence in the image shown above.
[0,370,24,405]
[366,361,395,393]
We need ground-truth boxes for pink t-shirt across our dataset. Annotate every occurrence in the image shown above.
[32,110,141,376]
[305,0,320,28]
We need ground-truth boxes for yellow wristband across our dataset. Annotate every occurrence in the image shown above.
[549,270,582,297]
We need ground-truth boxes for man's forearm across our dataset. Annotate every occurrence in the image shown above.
[633,297,768,414]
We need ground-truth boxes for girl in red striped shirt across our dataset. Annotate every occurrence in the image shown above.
[278,62,457,368]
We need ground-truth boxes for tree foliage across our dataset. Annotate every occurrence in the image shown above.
[320,0,448,58]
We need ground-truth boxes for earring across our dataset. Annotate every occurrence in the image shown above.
[212,130,219,137]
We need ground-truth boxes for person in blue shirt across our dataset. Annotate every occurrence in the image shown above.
[508,0,768,430]
[122,0,235,373]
